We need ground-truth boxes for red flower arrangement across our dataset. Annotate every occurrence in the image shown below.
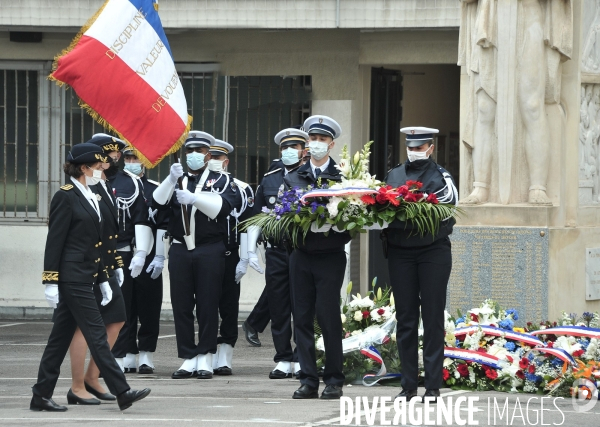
[457,363,469,377]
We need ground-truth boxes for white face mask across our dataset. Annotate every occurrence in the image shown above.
[308,141,331,160]
[85,167,103,186]
[406,145,433,163]
[207,159,226,172]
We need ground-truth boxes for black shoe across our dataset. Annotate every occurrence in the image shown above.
[320,384,343,400]
[117,388,151,411]
[422,389,440,403]
[269,369,292,379]
[124,367,137,374]
[214,367,232,376]
[85,382,116,401]
[171,369,197,379]
[66,389,101,405]
[292,384,319,399]
[395,389,418,401]
[138,364,154,374]
[30,395,68,412]
[242,320,261,347]
[197,370,213,379]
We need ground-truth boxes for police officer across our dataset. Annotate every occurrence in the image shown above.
[246,128,308,379]
[284,115,350,400]
[32,143,149,412]
[383,126,458,403]
[118,146,168,375]
[97,133,154,373]
[207,139,255,375]
[241,158,287,348]
[152,131,242,379]
[64,135,128,404]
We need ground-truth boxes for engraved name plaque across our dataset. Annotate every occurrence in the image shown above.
[586,248,600,301]
[448,227,549,324]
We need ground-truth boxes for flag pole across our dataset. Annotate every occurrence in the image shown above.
[174,153,191,237]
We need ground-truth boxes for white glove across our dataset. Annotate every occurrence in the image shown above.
[310,222,332,233]
[129,250,147,278]
[169,163,184,185]
[247,251,264,274]
[146,255,165,280]
[114,268,124,287]
[235,258,249,283]
[44,284,59,308]
[99,281,113,306]
[175,189,197,205]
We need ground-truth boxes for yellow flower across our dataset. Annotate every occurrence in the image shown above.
[513,327,526,333]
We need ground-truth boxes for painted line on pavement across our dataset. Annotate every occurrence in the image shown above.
[0,323,25,328]
[0,418,302,424]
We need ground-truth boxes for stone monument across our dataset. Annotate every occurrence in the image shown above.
[452,0,600,320]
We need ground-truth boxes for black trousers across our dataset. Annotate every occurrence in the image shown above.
[33,283,130,398]
[246,287,270,333]
[169,240,225,359]
[126,256,163,353]
[217,249,240,347]
[112,250,134,358]
[266,247,294,362]
[290,249,346,389]
[387,237,452,390]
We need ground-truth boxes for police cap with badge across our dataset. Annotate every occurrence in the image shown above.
[88,133,127,154]
[209,139,234,156]
[303,115,342,139]
[400,126,438,147]
[185,130,216,148]
[67,142,108,164]
[274,128,309,147]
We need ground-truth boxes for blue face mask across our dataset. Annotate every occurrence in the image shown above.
[186,152,206,170]
[124,162,143,176]
[281,147,301,166]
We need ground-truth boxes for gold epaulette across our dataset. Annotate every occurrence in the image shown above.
[60,184,73,191]
[42,271,59,282]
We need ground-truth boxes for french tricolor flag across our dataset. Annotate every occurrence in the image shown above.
[50,0,191,167]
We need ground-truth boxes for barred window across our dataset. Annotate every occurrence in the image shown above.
[0,69,39,219]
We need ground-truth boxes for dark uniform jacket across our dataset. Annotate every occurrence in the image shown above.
[140,175,169,258]
[90,182,124,274]
[385,158,458,248]
[42,182,110,286]
[154,169,243,246]
[253,160,301,247]
[221,174,254,252]
[108,170,152,250]
[283,159,352,253]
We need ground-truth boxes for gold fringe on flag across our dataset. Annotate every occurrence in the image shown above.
[48,0,190,169]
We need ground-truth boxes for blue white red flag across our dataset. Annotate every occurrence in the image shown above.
[50,0,191,167]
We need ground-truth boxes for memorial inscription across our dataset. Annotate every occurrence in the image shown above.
[586,248,600,301]
[448,227,549,324]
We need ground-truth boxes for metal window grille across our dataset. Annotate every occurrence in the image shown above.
[0,68,39,219]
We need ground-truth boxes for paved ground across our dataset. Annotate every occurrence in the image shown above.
[1,321,599,426]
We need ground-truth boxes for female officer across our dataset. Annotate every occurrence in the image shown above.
[31,143,150,412]
[383,127,458,403]
[64,136,128,405]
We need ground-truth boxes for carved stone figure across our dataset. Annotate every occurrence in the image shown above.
[458,0,572,205]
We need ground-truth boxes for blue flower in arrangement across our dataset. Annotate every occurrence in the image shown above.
[551,358,564,368]
[505,309,519,321]
[499,319,514,330]
[579,338,590,350]
[455,339,462,348]
[525,373,542,383]
[527,352,535,361]
[455,316,466,326]
[504,342,516,351]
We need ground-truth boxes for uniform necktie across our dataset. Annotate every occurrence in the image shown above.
[315,168,321,178]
